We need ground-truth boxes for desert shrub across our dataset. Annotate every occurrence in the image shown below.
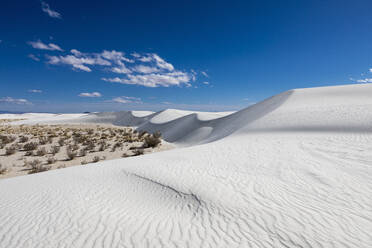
[138,130,148,138]
[29,160,50,174]
[111,142,122,152]
[36,147,47,156]
[98,141,107,151]
[0,135,16,145]
[58,138,65,146]
[57,164,66,169]
[51,145,60,155]
[122,153,130,158]
[85,141,95,151]
[47,136,53,144]
[23,142,38,151]
[81,160,88,165]
[66,147,77,160]
[38,137,48,145]
[47,156,56,164]
[0,164,8,174]
[143,132,161,148]
[70,143,80,151]
[19,136,29,143]
[5,145,17,155]
[133,149,144,156]
[79,148,87,157]
[92,156,100,163]
[25,151,33,156]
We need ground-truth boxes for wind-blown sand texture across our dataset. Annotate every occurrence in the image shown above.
[0,84,371,247]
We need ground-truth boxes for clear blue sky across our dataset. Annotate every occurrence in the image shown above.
[1,0,372,113]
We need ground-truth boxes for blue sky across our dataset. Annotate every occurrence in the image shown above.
[1,0,372,112]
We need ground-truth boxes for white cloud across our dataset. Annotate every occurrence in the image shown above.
[70,49,82,56]
[131,52,141,58]
[46,53,111,72]
[28,54,40,61]
[41,48,195,87]
[111,96,142,104]
[134,65,159,74]
[201,71,209,77]
[41,1,62,19]
[28,40,63,51]
[102,71,191,88]
[101,50,133,63]
[202,81,209,85]
[356,78,372,83]
[79,92,102,97]
[111,65,131,74]
[0,97,31,105]
[28,89,42,93]
[152,54,174,71]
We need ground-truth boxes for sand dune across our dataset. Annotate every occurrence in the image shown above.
[1,83,371,247]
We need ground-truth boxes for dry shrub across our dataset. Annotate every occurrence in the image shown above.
[51,145,60,155]
[0,164,8,174]
[92,156,100,163]
[29,159,50,174]
[143,131,161,148]
[36,147,47,156]
[47,156,56,164]
[66,147,77,160]
[58,138,65,146]
[23,142,38,151]
[79,148,87,157]
[19,136,29,143]
[38,137,48,145]
[0,135,16,145]
[133,149,144,156]
[5,145,17,155]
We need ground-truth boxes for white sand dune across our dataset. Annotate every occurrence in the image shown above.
[1,84,372,247]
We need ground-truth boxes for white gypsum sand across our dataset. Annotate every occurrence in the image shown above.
[0,83,371,247]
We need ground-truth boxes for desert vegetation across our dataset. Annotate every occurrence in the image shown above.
[0,123,170,178]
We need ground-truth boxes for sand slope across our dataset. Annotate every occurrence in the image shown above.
[1,84,372,247]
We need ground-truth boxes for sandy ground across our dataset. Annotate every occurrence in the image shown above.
[0,123,174,179]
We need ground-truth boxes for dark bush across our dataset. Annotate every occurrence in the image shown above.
[23,142,38,151]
